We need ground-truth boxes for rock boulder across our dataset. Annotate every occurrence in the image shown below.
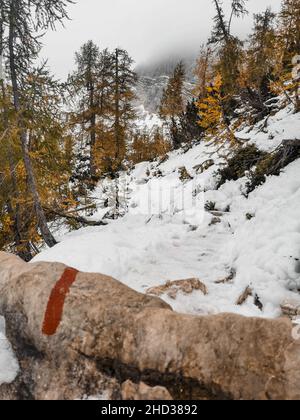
[0,252,299,400]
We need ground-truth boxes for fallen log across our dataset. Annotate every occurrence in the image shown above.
[147,278,208,300]
[0,252,299,400]
[43,206,108,227]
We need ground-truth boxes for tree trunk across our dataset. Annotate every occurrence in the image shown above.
[114,48,121,166]
[295,84,300,113]
[0,15,32,261]
[8,5,57,248]
[113,49,122,217]
[6,199,32,261]
[89,82,97,178]
[213,0,229,41]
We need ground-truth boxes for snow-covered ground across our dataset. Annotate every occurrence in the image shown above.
[238,104,300,152]
[32,104,300,319]
[0,318,19,385]
[134,104,162,132]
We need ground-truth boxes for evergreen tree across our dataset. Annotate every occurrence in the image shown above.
[72,41,101,180]
[130,128,171,165]
[0,0,73,256]
[270,0,300,112]
[239,8,277,115]
[159,62,185,119]
[0,66,73,258]
[70,46,137,184]
[279,0,300,65]
[209,0,248,95]
[196,74,238,146]
[179,100,205,143]
[159,62,185,149]
[110,48,137,172]
[194,45,214,99]
[247,9,276,94]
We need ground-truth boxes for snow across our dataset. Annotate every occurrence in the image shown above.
[135,104,162,132]
[32,104,300,319]
[81,391,111,400]
[237,104,300,152]
[0,317,19,385]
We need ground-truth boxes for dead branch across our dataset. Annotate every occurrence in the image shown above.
[236,286,253,306]
[44,207,108,227]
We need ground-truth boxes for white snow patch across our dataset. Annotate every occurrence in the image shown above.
[237,104,300,152]
[0,317,19,385]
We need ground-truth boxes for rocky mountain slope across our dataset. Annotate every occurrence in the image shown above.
[135,54,196,114]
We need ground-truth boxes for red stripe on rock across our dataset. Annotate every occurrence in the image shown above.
[42,267,79,336]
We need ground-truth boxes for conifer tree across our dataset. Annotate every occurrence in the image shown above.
[270,0,300,112]
[73,41,101,179]
[0,0,76,256]
[179,100,204,143]
[70,46,137,184]
[0,66,73,257]
[247,8,276,96]
[194,45,214,99]
[1,0,73,249]
[279,0,300,66]
[130,128,170,165]
[69,42,116,181]
[239,8,277,115]
[159,62,185,119]
[159,62,185,149]
[209,0,248,95]
[0,5,32,260]
[107,48,137,218]
[196,74,238,146]
[110,48,137,172]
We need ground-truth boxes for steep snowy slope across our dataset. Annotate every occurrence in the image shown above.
[33,104,300,319]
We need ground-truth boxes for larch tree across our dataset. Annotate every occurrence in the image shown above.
[1,0,74,249]
[241,8,277,113]
[194,45,214,100]
[110,48,137,172]
[130,128,170,165]
[108,48,137,218]
[0,1,33,260]
[69,46,137,184]
[22,67,73,213]
[70,41,107,181]
[209,0,248,95]
[196,74,239,146]
[0,65,72,258]
[269,0,300,113]
[159,61,185,119]
[159,61,186,149]
[279,0,300,66]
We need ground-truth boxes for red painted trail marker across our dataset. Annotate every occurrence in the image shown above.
[42,267,79,336]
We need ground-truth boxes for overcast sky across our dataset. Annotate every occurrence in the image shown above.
[42,0,282,80]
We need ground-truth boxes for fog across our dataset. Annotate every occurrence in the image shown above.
[42,0,282,79]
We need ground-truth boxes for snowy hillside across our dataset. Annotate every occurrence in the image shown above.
[33,103,300,319]
[135,54,196,114]
[135,75,194,114]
